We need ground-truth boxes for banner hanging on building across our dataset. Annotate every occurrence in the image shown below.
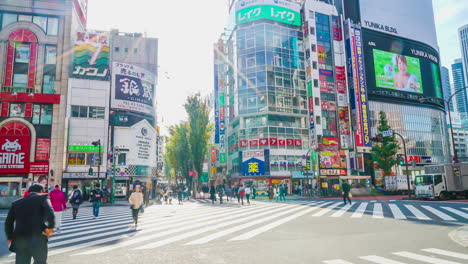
[0,134,30,174]
[241,150,270,176]
[72,31,109,80]
[111,62,156,116]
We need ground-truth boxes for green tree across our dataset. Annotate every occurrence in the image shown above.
[371,111,400,176]
[184,93,213,188]
[164,123,191,184]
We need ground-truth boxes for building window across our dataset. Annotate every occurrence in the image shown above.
[311,44,316,52]
[68,153,86,165]
[9,103,25,117]
[309,11,314,19]
[312,61,317,69]
[13,43,30,87]
[315,97,320,106]
[118,153,127,166]
[32,104,52,124]
[115,47,120,52]
[86,153,102,166]
[316,116,321,125]
[46,17,58,35]
[134,48,138,53]
[33,16,47,32]
[2,13,17,28]
[124,48,129,52]
[313,79,319,87]
[310,27,315,35]
[71,105,105,119]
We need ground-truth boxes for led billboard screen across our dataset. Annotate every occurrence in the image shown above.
[373,49,423,94]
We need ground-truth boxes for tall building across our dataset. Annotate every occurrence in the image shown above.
[441,66,454,111]
[217,0,309,194]
[452,59,467,113]
[0,0,85,201]
[459,24,468,89]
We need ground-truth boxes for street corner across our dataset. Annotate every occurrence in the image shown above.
[449,224,468,247]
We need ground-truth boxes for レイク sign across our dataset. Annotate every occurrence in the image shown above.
[0,135,30,173]
[236,5,301,26]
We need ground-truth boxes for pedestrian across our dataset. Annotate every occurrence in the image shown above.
[298,184,303,196]
[252,186,256,199]
[279,184,286,201]
[177,186,184,205]
[244,186,251,205]
[225,186,232,202]
[68,185,83,220]
[342,180,352,205]
[5,184,55,264]
[209,184,216,204]
[217,185,225,204]
[239,185,246,205]
[234,185,240,203]
[89,183,103,219]
[274,185,279,201]
[184,185,189,200]
[49,185,67,233]
[129,185,144,229]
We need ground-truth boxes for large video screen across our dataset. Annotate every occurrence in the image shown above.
[373,49,423,94]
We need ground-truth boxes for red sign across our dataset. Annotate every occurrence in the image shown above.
[210,147,216,163]
[29,162,49,174]
[286,139,294,146]
[294,139,302,147]
[278,139,286,146]
[308,97,314,113]
[259,138,269,146]
[0,133,31,173]
[407,156,422,163]
[269,138,278,146]
[249,140,258,147]
[239,140,248,147]
[35,138,50,161]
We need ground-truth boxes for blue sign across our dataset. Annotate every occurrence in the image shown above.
[214,61,220,144]
[242,157,266,176]
[114,74,153,107]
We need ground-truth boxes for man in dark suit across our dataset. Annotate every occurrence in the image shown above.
[5,184,55,264]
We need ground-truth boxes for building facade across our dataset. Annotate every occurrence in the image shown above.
[452,59,467,113]
[441,66,455,112]
[0,0,85,201]
[459,24,468,92]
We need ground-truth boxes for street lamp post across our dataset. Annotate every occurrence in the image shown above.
[393,132,412,197]
[419,86,468,163]
[92,139,101,184]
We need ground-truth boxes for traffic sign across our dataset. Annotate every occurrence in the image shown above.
[382,130,393,137]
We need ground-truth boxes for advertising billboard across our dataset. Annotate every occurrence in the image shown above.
[360,0,438,51]
[0,134,30,174]
[363,29,442,103]
[111,62,156,116]
[115,120,157,168]
[235,0,301,26]
[72,31,109,80]
[241,150,270,176]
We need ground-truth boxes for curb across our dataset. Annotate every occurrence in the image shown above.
[449,225,468,248]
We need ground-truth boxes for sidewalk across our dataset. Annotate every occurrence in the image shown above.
[80,200,130,207]
[450,225,468,247]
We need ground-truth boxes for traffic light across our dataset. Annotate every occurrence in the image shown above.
[88,167,94,176]
[396,154,405,166]
[300,166,305,176]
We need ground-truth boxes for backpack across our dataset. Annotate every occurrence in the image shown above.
[71,190,83,204]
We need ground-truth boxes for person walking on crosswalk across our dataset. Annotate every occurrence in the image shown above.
[177,186,184,205]
[129,185,144,229]
[244,186,251,205]
[341,180,352,205]
[217,185,225,204]
[225,186,233,202]
[279,185,286,201]
[68,185,83,220]
[89,183,103,219]
[49,184,67,233]
[234,185,240,203]
[209,184,216,204]
[239,185,246,205]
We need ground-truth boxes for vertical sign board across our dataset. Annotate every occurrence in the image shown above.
[72,0,88,29]
[0,134,30,174]
[72,31,109,80]
[214,49,220,144]
[35,138,51,161]
[111,62,156,116]
[354,26,371,147]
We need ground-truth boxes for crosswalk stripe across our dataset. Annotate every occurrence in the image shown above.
[421,248,468,260]
[393,251,461,264]
[229,204,323,241]
[185,203,315,245]
[312,202,342,217]
[463,208,468,211]
[441,207,468,219]
[73,204,283,255]
[360,255,407,264]
[132,204,298,250]
[422,206,457,221]
[389,204,406,219]
[330,203,355,217]
[351,202,368,218]
[372,203,384,218]
[404,205,431,220]
[323,260,354,264]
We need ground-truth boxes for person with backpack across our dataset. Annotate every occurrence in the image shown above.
[209,184,216,204]
[279,184,286,201]
[89,183,103,219]
[49,185,67,232]
[217,185,225,204]
[238,185,246,205]
[342,180,352,205]
[68,185,83,219]
[128,185,143,229]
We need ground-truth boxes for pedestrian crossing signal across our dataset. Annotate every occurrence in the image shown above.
[88,167,94,176]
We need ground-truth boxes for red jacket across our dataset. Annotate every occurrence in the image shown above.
[49,189,67,212]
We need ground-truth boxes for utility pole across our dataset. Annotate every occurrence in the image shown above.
[393,132,412,197]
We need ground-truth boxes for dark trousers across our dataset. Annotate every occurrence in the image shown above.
[343,193,351,204]
[92,201,101,217]
[246,194,250,204]
[131,208,140,225]
[14,236,48,264]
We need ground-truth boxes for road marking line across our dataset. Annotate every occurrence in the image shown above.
[330,203,355,217]
[323,260,354,264]
[393,251,461,264]
[403,205,431,220]
[371,200,377,202]
[441,207,468,219]
[462,208,468,211]
[389,204,406,219]
[360,255,407,264]
[390,200,396,202]
[421,206,457,221]
[372,203,384,218]
[73,204,286,255]
[351,202,368,218]
[229,204,322,241]
[185,204,313,245]
[132,204,298,250]
[421,248,468,260]
[312,202,342,217]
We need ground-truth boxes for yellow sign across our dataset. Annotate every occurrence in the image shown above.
[248,162,259,173]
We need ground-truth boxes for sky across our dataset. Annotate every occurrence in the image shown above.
[87,0,468,135]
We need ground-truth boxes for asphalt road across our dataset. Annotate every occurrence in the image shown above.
[1,199,467,264]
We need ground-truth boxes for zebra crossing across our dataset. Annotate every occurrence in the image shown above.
[1,199,467,260]
[323,247,468,263]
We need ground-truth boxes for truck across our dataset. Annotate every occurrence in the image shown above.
[384,175,412,192]
[415,163,468,200]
